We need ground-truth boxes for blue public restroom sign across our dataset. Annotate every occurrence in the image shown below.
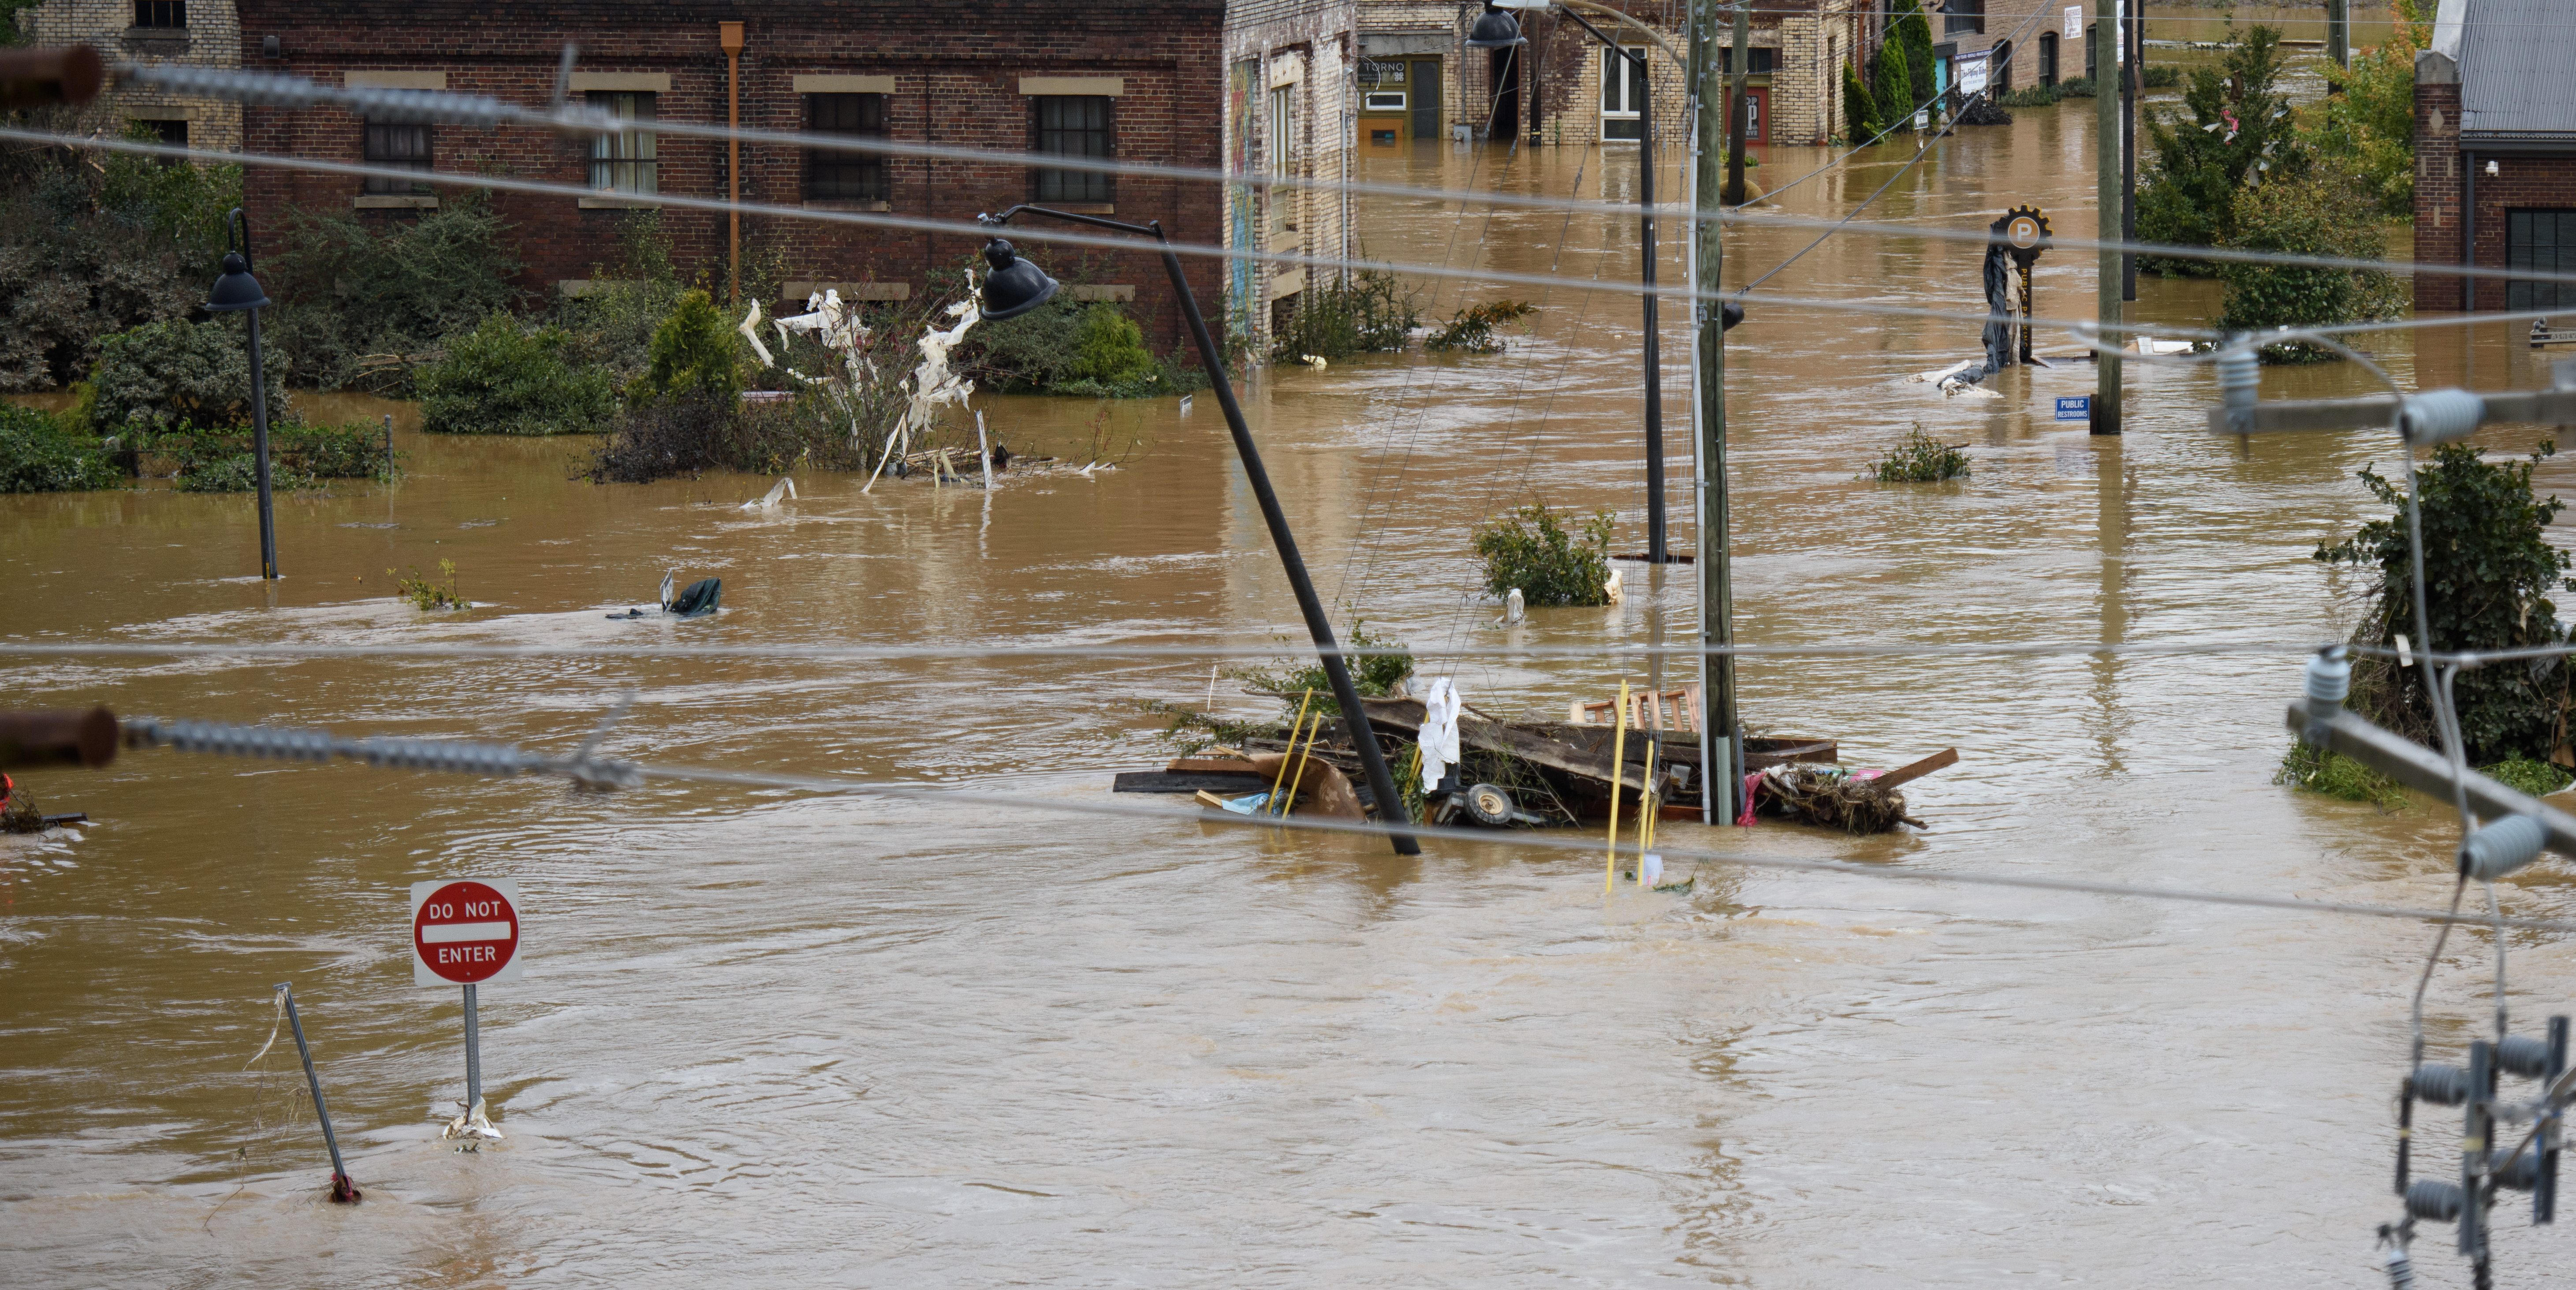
[2055,395,2091,421]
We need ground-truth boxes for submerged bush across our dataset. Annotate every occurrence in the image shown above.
[263,193,524,391]
[416,314,616,435]
[1067,304,1159,389]
[1230,622,1417,721]
[0,404,120,492]
[638,289,745,404]
[159,420,393,491]
[2486,755,2574,798]
[88,315,293,434]
[1427,300,1536,353]
[1869,427,1969,482]
[968,285,1199,398]
[2276,743,2407,810]
[1273,270,1417,361]
[392,559,466,610]
[2315,443,2575,765]
[2215,174,2406,361]
[1473,503,1615,606]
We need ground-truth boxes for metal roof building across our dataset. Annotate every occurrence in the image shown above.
[2415,0,2576,312]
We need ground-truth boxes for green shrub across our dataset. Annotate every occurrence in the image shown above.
[2304,11,2425,217]
[2138,26,2302,271]
[2215,175,2406,361]
[2276,743,2408,810]
[263,192,523,391]
[416,313,617,435]
[1066,303,1160,390]
[1273,270,1417,362]
[2054,76,2098,98]
[2141,65,2181,89]
[1998,82,2068,108]
[1869,427,1969,482]
[1871,38,1914,134]
[0,136,238,390]
[552,211,688,380]
[1427,300,1536,353]
[0,404,120,492]
[159,420,391,491]
[2316,443,2576,765]
[2485,755,2574,798]
[1230,622,1416,721]
[1473,504,1615,606]
[392,558,466,610]
[88,315,293,434]
[638,290,743,404]
[1841,59,1878,139]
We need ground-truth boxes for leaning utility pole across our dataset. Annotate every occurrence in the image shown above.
[1721,0,1749,206]
[2327,0,2350,67]
[2094,0,2122,435]
[1693,0,1736,823]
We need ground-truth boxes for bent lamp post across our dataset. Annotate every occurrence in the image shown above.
[1474,5,1673,563]
[205,207,277,580]
[974,215,1419,856]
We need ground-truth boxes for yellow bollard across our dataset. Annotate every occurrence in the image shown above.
[1604,680,1629,894]
[1279,706,1324,820]
[1637,737,1658,882]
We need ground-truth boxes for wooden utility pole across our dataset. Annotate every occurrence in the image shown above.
[2094,0,2121,435]
[1721,1,1749,206]
[1693,0,1735,822]
[2327,0,2350,67]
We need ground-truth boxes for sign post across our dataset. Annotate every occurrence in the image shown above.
[411,879,521,1126]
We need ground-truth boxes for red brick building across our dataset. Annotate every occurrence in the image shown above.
[2412,0,2576,314]
[234,0,1226,353]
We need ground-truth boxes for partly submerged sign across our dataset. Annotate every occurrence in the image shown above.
[2055,395,2092,422]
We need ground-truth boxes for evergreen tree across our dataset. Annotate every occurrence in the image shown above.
[1894,0,1936,110]
[1841,59,1877,141]
[1871,39,1913,134]
[2136,25,2304,268]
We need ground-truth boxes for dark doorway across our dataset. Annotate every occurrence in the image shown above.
[1409,56,1442,143]
[1487,45,1520,139]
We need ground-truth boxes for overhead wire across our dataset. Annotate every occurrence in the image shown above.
[0,639,2337,665]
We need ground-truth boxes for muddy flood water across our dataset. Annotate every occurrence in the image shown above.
[10,74,2576,1289]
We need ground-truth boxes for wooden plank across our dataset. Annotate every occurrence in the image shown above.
[1166,758,1262,774]
[1871,747,1959,792]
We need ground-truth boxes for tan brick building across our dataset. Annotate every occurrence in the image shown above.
[1226,0,1358,350]
[25,0,243,151]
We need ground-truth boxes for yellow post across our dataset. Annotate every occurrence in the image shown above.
[1279,710,1324,820]
[1638,737,1658,882]
[1604,680,1630,894]
[1269,688,1315,814]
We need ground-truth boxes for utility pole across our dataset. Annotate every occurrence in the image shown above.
[1693,0,1735,824]
[2121,0,2138,303]
[1722,0,1749,206]
[2094,0,2122,435]
[2328,0,2350,68]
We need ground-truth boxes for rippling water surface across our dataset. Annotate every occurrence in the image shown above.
[7,91,2576,1286]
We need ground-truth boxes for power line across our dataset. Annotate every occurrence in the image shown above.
[0,639,2330,665]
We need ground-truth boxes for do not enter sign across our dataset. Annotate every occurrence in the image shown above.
[411,879,524,987]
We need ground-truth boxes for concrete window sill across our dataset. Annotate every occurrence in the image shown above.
[578,196,664,210]
[1042,202,1116,216]
[803,199,892,212]
[355,194,440,209]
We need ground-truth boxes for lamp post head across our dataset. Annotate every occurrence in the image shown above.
[205,252,269,312]
[1465,7,1527,48]
[979,238,1059,320]
[1721,300,1744,331]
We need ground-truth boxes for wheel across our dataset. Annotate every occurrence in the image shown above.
[1461,783,1515,828]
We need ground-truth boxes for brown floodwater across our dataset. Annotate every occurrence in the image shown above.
[7,93,2576,1286]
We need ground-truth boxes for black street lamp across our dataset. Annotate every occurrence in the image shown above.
[205,208,277,581]
[1474,6,1677,563]
[975,208,1419,856]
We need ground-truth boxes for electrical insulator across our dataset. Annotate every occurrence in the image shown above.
[2459,815,2547,882]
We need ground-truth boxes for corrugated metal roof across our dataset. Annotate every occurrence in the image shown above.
[2459,0,2576,139]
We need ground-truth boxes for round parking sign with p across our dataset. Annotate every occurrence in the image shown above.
[411,879,523,986]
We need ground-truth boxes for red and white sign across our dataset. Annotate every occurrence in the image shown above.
[411,879,523,987]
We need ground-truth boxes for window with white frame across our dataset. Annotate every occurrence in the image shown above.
[1600,46,1648,141]
[1361,59,1405,112]
[1268,83,1297,248]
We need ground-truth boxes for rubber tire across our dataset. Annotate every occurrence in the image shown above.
[1461,783,1515,828]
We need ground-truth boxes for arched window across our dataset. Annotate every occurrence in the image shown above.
[2037,30,2059,87]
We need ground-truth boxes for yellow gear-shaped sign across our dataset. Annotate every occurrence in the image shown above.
[2004,204,2051,264]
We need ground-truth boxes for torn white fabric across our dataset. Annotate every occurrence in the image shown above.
[1419,677,1463,792]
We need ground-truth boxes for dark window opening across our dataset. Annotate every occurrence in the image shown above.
[1991,41,2012,93]
[2085,25,2098,82]
[2038,31,2058,86]
[804,93,887,201]
[587,91,657,194]
[1741,47,1774,75]
[1944,0,1984,37]
[363,121,430,193]
[2508,210,2576,312]
[1033,95,1113,204]
[132,117,185,162]
[133,0,185,29]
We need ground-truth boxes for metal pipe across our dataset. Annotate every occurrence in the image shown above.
[2093,0,2122,435]
[720,22,743,307]
[246,305,277,579]
[1563,7,1666,564]
[463,982,481,1113]
[2121,0,2138,303]
[276,983,358,1201]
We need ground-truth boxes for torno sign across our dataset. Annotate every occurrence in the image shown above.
[411,879,523,986]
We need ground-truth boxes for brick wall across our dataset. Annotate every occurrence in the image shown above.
[2415,57,2463,311]
[1225,0,1357,354]
[231,0,1226,359]
[29,0,244,150]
